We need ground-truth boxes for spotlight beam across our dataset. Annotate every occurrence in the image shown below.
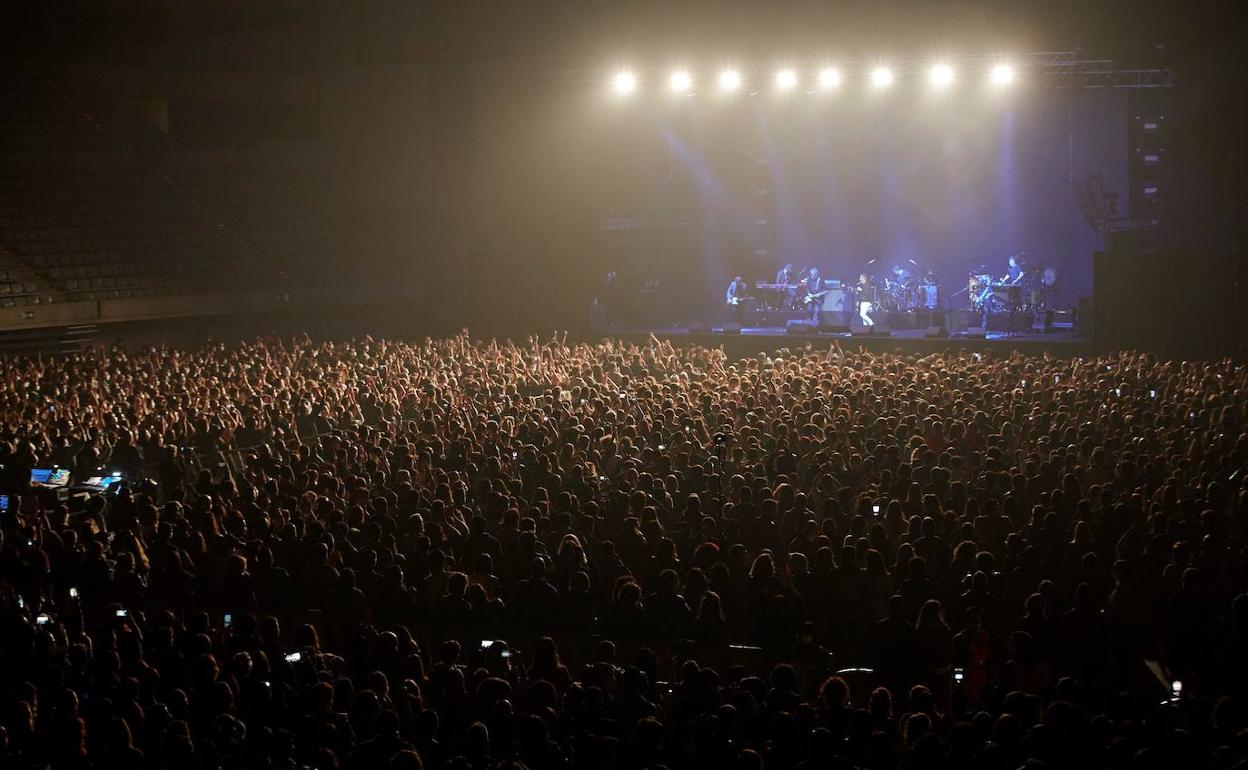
[991,63,1016,85]
[817,67,842,90]
[929,63,955,88]
[612,71,637,95]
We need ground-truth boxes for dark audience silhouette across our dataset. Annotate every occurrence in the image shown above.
[1,333,1246,769]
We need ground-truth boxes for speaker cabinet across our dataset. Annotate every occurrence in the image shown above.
[851,325,891,336]
[786,319,817,334]
[819,287,852,313]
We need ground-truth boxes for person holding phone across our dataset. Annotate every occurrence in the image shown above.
[952,607,991,706]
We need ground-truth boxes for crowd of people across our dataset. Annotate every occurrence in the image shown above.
[1,331,1247,770]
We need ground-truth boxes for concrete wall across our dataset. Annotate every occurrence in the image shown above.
[1,291,296,333]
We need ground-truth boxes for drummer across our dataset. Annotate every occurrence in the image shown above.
[891,263,911,283]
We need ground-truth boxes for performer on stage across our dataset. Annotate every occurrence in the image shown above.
[803,267,823,320]
[775,263,796,308]
[1000,255,1024,285]
[725,275,748,324]
[891,263,911,284]
[856,272,875,326]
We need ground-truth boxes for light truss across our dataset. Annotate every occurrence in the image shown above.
[567,51,1172,90]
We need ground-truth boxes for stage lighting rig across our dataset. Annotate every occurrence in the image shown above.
[991,63,1015,86]
[669,69,693,92]
[929,63,955,88]
[569,52,1171,97]
[612,71,637,95]
[718,69,743,91]
[816,67,843,90]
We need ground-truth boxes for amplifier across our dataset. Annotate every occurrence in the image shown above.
[1050,308,1076,329]
[819,287,852,312]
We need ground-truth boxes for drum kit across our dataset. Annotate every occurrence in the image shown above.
[852,252,1062,318]
[854,258,941,314]
[964,259,1060,314]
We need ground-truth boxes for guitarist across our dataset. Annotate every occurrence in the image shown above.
[802,267,825,321]
[725,275,749,324]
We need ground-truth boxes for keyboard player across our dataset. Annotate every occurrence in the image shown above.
[775,263,798,309]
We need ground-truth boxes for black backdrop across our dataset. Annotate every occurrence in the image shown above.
[616,87,1127,315]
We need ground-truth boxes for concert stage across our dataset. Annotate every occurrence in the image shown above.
[610,323,1091,358]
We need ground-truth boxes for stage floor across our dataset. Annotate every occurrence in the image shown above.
[605,323,1092,357]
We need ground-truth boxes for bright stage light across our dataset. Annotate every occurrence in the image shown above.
[718,69,742,91]
[990,63,1015,86]
[669,69,693,92]
[870,66,894,88]
[929,63,955,88]
[775,69,798,90]
[817,67,843,90]
[612,71,637,95]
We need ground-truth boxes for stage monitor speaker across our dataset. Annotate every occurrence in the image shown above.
[924,325,949,338]
[886,312,918,330]
[946,309,977,334]
[688,321,709,334]
[786,319,817,334]
[963,326,987,338]
[719,322,742,334]
[851,325,891,337]
[816,311,850,332]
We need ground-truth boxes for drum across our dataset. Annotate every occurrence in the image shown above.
[901,278,922,311]
[970,275,992,309]
[857,281,882,307]
[876,286,897,312]
[921,283,939,310]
